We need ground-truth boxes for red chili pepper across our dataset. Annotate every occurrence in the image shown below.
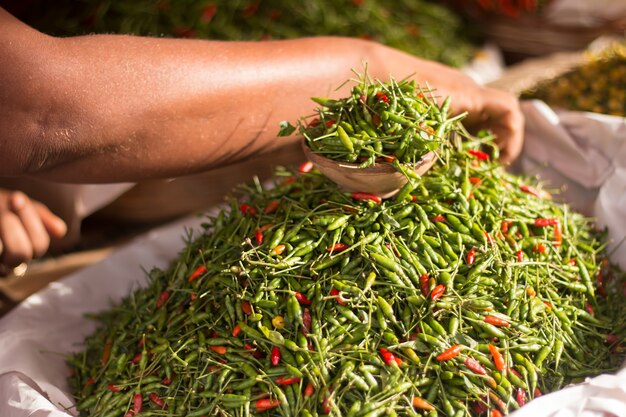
[430,284,446,301]
[304,381,315,396]
[107,383,121,392]
[491,409,503,417]
[244,343,264,359]
[155,290,170,309]
[534,387,542,397]
[533,243,547,254]
[516,250,524,262]
[466,247,476,265]
[275,376,301,385]
[420,274,430,296]
[515,388,526,406]
[326,243,349,253]
[255,229,263,245]
[330,288,346,305]
[101,340,113,366]
[133,393,143,415]
[84,377,96,386]
[471,401,489,415]
[469,176,482,185]
[500,220,511,234]
[239,203,257,215]
[484,315,510,327]
[263,200,280,215]
[325,119,335,128]
[188,265,207,282]
[553,221,563,246]
[534,218,559,227]
[299,161,314,173]
[162,374,175,385]
[272,244,286,255]
[302,308,312,335]
[308,118,321,128]
[270,346,281,366]
[149,392,166,409]
[412,397,435,411]
[468,149,490,160]
[484,231,495,244]
[131,352,142,365]
[607,334,619,345]
[322,394,332,414]
[464,357,487,375]
[379,347,398,366]
[487,343,506,371]
[241,300,252,315]
[436,345,462,361]
[543,301,552,309]
[585,302,594,315]
[232,324,242,337]
[282,176,297,185]
[200,4,217,23]
[430,214,447,223]
[351,192,382,204]
[294,292,312,305]
[520,183,550,199]
[210,345,227,355]
[255,398,281,412]
[372,113,381,126]
[375,91,389,103]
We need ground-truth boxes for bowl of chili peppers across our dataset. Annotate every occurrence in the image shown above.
[279,75,457,199]
[302,140,436,199]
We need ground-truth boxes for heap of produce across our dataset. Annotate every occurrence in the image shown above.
[22,0,474,67]
[68,76,626,417]
[286,78,458,168]
[522,43,626,117]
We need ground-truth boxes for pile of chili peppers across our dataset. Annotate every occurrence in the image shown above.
[282,77,457,168]
[522,43,626,117]
[452,0,552,18]
[69,83,625,416]
[21,0,474,68]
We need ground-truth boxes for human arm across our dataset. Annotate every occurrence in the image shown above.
[0,7,523,183]
[0,189,67,269]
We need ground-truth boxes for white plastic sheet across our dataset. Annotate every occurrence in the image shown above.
[0,215,206,416]
[0,102,625,415]
[518,100,626,270]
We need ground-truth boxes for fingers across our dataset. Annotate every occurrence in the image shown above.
[0,209,34,267]
[9,191,52,258]
[461,86,525,164]
[0,191,66,268]
[34,201,68,239]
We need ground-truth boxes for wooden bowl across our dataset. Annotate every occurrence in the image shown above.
[302,142,436,199]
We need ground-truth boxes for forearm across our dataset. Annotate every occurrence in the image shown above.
[0,8,504,182]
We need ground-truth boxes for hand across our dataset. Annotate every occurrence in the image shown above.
[0,189,67,271]
[370,43,524,163]
[456,84,524,163]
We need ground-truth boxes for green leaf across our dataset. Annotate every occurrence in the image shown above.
[453,333,477,348]
[278,121,296,137]
[267,330,285,345]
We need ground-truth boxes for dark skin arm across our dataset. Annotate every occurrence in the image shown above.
[0,7,523,183]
